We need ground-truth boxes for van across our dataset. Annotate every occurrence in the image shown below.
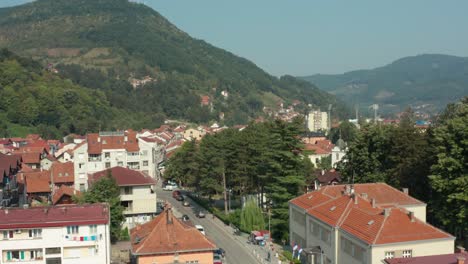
[195,225,205,235]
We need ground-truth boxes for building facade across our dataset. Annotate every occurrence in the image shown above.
[289,183,454,264]
[307,111,329,132]
[0,204,111,264]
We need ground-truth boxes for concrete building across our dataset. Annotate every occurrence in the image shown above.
[307,110,329,132]
[0,204,111,264]
[130,206,217,264]
[73,131,162,192]
[289,183,454,264]
[89,167,157,228]
[331,138,347,168]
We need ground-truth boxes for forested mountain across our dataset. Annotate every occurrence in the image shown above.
[0,49,150,138]
[300,54,468,114]
[0,0,347,127]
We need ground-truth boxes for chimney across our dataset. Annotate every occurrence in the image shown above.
[456,246,465,253]
[321,170,325,175]
[4,209,8,215]
[457,256,465,264]
[371,198,376,208]
[353,194,358,205]
[402,188,409,195]
[345,185,351,195]
[124,136,128,142]
[166,207,173,224]
[361,193,368,199]
[408,211,415,222]
[97,137,101,143]
[383,208,391,217]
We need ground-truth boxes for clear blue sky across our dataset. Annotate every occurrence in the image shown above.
[2,0,468,76]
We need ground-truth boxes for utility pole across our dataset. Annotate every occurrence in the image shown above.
[222,163,228,215]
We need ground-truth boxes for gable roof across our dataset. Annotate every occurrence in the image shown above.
[131,208,216,255]
[385,252,468,264]
[290,183,452,245]
[19,152,42,164]
[50,162,74,184]
[0,204,109,229]
[316,169,342,184]
[25,171,51,193]
[52,185,80,205]
[87,131,139,154]
[89,166,156,187]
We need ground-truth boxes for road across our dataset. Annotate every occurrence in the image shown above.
[156,187,261,264]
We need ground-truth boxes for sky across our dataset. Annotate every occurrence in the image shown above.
[1,0,468,76]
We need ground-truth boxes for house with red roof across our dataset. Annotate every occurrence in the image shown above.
[24,171,51,205]
[384,247,467,264]
[52,185,80,205]
[89,167,157,227]
[304,139,334,167]
[289,183,455,264]
[130,206,217,264]
[0,153,22,207]
[0,204,111,263]
[50,162,74,188]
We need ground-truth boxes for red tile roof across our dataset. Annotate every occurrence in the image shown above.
[0,153,22,177]
[50,162,74,184]
[316,169,342,184]
[89,166,156,187]
[139,137,165,145]
[0,204,109,229]
[19,152,42,164]
[25,171,51,193]
[52,185,80,205]
[290,183,452,245]
[26,140,51,152]
[385,252,468,264]
[87,132,139,155]
[131,208,216,255]
[200,95,211,106]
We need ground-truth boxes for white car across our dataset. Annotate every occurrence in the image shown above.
[195,225,205,235]
[163,184,177,191]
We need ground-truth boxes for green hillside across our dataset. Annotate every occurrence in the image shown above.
[300,54,468,114]
[0,0,347,125]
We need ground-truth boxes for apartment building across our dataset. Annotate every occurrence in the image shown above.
[307,110,329,132]
[89,167,157,228]
[0,204,111,264]
[289,183,455,264]
[73,131,161,192]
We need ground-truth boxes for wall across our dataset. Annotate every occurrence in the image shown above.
[289,205,307,249]
[401,205,426,223]
[120,185,157,215]
[138,251,213,264]
[306,216,336,264]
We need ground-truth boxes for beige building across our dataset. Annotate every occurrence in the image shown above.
[289,183,454,264]
[307,110,329,132]
[89,167,157,228]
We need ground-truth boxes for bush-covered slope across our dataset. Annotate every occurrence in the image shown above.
[0,0,347,124]
[300,54,468,114]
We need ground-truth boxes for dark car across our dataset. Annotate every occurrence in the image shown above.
[196,211,206,218]
[182,214,190,221]
[214,248,225,258]
[175,195,184,201]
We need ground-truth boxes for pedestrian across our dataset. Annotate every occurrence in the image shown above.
[267,251,271,262]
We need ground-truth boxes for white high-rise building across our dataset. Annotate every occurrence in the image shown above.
[307,110,328,132]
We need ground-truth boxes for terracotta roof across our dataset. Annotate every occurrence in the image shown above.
[200,95,210,106]
[26,140,51,152]
[9,137,27,143]
[290,183,452,245]
[0,153,22,177]
[25,171,51,193]
[153,125,171,133]
[316,169,342,184]
[50,162,74,184]
[26,134,42,141]
[52,185,80,205]
[385,252,468,264]
[304,143,333,155]
[19,152,42,164]
[87,132,139,154]
[131,208,217,255]
[139,137,165,145]
[89,167,156,187]
[0,204,109,229]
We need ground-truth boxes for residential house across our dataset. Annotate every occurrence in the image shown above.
[304,140,334,168]
[312,169,342,191]
[384,247,467,264]
[52,185,79,205]
[24,171,51,206]
[130,206,217,264]
[0,153,22,207]
[289,183,455,264]
[89,167,157,228]
[0,203,111,264]
[73,131,158,192]
[183,127,206,141]
[54,143,76,163]
[331,138,347,168]
[50,162,75,188]
[40,155,56,171]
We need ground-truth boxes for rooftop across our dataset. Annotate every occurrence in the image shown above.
[131,208,216,255]
[385,251,468,264]
[87,131,139,154]
[89,166,156,187]
[0,204,109,229]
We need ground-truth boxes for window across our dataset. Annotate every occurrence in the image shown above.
[29,229,42,238]
[402,250,412,258]
[104,152,110,158]
[127,162,139,169]
[127,152,139,157]
[121,201,133,211]
[105,162,111,169]
[312,222,319,236]
[8,230,13,238]
[67,226,79,235]
[143,160,148,166]
[321,228,331,244]
[3,230,8,240]
[79,184,85,192]
[88,154,101,161]
[123,186,133,195]
[89,225,97,234]
[78,163,85,169]
[385,251,395,259]
[117,161,123,166]
[45,248,61,255]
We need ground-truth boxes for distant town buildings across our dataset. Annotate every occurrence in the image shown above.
[307,110,329,132]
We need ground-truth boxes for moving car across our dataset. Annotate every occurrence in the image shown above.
[163,184,177,191]
[182,214,190,221]
[195,225,205,235]
[214,248,225,258]
[182,201,190,207]
[213,254,223,264]
[196,211,205,218]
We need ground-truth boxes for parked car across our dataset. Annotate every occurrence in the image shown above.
[182,214,190,221]
[214,248,225,258]
[182,201,190,207]
[176,195,184,201]
[213,254,222,264]
[163,184,177,191]
[195,225,206,235]
[196,211,206,218]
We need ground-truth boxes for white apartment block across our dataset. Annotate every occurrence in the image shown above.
[307,110,329,132]
[289,183,454,264]
[73,131,163,192]
[0,204,111,264]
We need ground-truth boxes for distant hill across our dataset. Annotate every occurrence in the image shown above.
[300,54,468,114]
[0,0,347,126]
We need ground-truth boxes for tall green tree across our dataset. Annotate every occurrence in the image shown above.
[240,198,265,232]
[78,172,125,243]
[428,98,468,244]
[165,140,200,187]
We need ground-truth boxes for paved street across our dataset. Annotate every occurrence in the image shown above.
[156,186,272,264]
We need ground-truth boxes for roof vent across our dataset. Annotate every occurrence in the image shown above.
[367,220,374,225]
[307,195,313,200]
[330,206,336,211]
[402,188,409,195]
[361,193,368,199]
